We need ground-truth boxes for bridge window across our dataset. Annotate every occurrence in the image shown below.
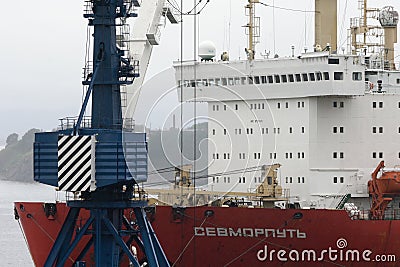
[274,75,280,83]
[261,76,267,83]
[254,76,260,84]
[352,72,362,81]
[309,72,316,81]
[288,74,294,82]
[323,72,330,80]
[334,72,344,80]
[281,75,288,83]
[267,75,273,83]
[295,73,301,82]
[316,72,322,81]
[302,73,308,81]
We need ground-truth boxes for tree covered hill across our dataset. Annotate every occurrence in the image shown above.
[0,129,40,182]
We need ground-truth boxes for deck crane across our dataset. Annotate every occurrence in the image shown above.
[33,0,178,266]
[368,161,400,220]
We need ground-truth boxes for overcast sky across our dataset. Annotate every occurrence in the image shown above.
[0,0,399,144]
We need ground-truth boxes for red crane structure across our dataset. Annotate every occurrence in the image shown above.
[368,161,400,220]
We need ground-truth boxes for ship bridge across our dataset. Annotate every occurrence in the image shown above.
[174,52,365,102]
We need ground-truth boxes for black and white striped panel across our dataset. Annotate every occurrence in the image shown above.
[58,135,94,192]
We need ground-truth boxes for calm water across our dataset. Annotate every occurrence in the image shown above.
[0,180,55,266]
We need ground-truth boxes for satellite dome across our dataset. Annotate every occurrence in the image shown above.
[199,41,216,60]
[379,6,399,27]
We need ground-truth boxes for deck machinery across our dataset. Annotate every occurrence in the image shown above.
[33,1,170,266]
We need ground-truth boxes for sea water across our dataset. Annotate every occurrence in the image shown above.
[0,180,55,266]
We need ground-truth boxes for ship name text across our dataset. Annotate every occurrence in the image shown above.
[194,227,306,239]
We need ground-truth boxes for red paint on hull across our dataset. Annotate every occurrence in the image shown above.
[15,202,400,266]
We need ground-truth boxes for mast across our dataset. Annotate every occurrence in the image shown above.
[245,0,260,60]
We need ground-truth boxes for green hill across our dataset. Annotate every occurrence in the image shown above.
[0,129,40,182]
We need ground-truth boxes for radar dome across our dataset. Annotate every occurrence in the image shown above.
[379,6,399,27]
[199,41,216,60]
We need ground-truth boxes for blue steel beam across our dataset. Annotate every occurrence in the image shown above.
[44,207,80,267]
[102,214,141,267]
[57,216,95,267]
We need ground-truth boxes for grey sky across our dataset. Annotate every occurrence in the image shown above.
[0,0,399,144]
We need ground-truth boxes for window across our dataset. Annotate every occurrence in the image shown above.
[212,129,216,135]
[340,177,344,183]
[333,126,337,133]
[290,177,293,183]
[247,77,253,85]
[352,72,362,81]
[224,129,227,135]
[333,101,337,108]
[298,177,301,183]
[397,78,400,84]
[302,73,309,81]
[309,72,316,81]
[298,102,301,108]
[379,127,383,133]
[274,75,280,83]
[339,126,344,133]
[281,75,288,83]
[372,152,377,158]
[340,152,344,159]
[333,152,338,158]
[301,127,305,133]
[323,72,330,80]
[254,76,260,84]
[302,177,305,183]
[267,75,273,83]
[224,105,227,111]
[316,72,322,81]
[340,101,344,108]
[379,102,383,108]
[235,104,238,110]
[222,78,227,86]
[277,103,281,109]
[288,74,294,82]
[240,77,246,85]
[333,177,338,183]
[228,78,234,86]
[334,72,344,80]
[328,58,340,64]
[285,102,289,108]
[295,73,301,82]
[372,102,377,108]
[379,152,383,158]
[289,127,293,133]
[261,76,267,83]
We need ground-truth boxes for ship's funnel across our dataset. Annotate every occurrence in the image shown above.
[379,6,398,70]
[315,0,337,53]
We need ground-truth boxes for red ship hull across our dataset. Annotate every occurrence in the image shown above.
[14,202,400,266]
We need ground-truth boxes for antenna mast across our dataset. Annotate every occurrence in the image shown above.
[244,0,260,60]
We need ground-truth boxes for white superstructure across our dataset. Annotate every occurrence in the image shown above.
[173,0,400,208]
